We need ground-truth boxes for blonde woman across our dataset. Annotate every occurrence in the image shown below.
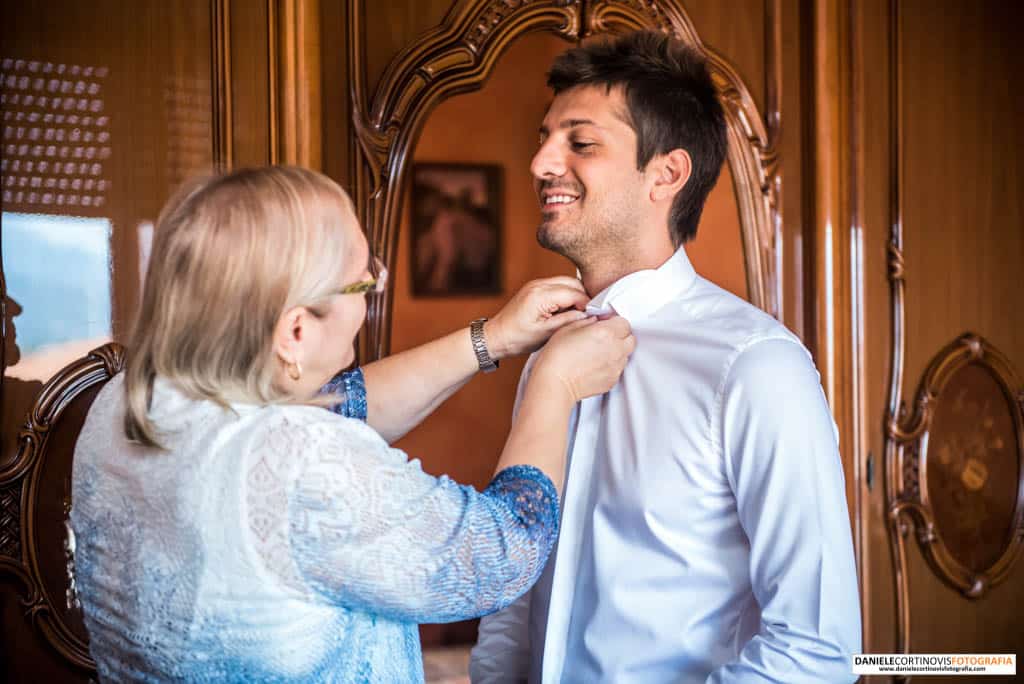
[69,166,634,682]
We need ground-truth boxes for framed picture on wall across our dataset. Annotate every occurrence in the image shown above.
[410,162,503,296]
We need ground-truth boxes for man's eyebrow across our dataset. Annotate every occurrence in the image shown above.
[539,118,601,135]
[562,118,598,129]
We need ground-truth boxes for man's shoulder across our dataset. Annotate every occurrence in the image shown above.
[668,275,803,352]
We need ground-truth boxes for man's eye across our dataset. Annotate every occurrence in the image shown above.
[571,141,595,151]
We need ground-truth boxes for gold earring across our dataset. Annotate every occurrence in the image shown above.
[288,360,302,381]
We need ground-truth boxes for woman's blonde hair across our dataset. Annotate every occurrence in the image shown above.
[123,166,360,448]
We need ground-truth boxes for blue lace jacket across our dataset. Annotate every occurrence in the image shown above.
[70,369,559,683]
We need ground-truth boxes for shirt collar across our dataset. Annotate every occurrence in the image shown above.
[584,247,697,324]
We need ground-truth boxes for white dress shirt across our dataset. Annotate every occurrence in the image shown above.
[470,247,861,683]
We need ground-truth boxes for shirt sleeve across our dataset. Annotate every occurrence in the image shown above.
[708,338,861,684]
[320,367,367,421]
[469,355,539,683]
[286,413,559,624]
[470,589,533,683]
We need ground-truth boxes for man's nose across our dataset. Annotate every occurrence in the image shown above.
[530,139,566,181]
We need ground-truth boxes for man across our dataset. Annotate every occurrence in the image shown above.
[470,31,860,683]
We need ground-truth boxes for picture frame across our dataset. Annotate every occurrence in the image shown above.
[410,162,503,297]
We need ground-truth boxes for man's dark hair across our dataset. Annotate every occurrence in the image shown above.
[547,30,727,246]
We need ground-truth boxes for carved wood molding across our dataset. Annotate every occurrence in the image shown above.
[347,0,782,361]
[884,0,912,663]
[0,342,124,673]
[886,333,1024,598]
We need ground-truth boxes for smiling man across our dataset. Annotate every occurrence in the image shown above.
[470,31,861,683]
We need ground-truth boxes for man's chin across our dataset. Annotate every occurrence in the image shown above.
[536,223,567,254]
[537,224,585,267]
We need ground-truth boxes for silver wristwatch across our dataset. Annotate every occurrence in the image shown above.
[470,318,499,373]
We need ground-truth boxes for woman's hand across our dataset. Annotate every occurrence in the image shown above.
[484,277,590,359]
[494,315,634,492]
[531,315,635,403]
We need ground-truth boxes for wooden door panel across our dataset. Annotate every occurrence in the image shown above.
[858,0,1024,669]
[895,0,1024,661]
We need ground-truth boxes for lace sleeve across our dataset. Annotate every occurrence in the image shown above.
[286,418,559,624]
[320,367,367,421]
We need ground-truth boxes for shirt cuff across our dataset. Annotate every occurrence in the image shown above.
[320,367,368,421]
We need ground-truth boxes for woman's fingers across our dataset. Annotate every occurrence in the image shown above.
[599,314,632,338]
[489,278,595,357]
[533,275,586,293]
[536,283,590,316]
[540,308,590,331]
[534,314,635,402]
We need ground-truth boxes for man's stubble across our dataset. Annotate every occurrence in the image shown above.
[536,193,640,275]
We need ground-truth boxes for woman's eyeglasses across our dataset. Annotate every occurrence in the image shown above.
[336,255,388,295]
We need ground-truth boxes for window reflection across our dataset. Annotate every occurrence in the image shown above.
[1,57,112,211]
[2,212,112,381]
[137,220,154,288]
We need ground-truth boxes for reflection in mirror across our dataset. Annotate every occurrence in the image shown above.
[0,291,43,468]
[392,31,574,495]
[410,162,504,297]
[1,2,216,474]
[388,31,750,649]
[2,213,112,464]
[3,213,113,380]
[0,53,117,467]
[391,31,571,649]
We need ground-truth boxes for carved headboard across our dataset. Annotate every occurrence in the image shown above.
[347,0,782,362]
[0,343,124,680]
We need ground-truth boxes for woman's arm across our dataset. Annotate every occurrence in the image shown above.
[285,316,634,623]
[287,421,562,624]
[492,315,634,494]
[358,277,589,443]
[358,323,482,442]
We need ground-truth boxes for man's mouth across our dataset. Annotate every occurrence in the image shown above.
[540,191,580,209]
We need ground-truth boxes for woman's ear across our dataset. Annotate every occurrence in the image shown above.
[272,306,307,367]
[650,148,692,202]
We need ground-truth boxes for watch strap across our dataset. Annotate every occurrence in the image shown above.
[470,318,499,373]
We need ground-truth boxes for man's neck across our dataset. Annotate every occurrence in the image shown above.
[579,241,676,297]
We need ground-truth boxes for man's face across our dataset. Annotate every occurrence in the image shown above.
[530,85,648,265]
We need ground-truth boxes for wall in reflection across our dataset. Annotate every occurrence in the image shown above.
[391,33,576,496]
[389,31,572,649]
[391,33,749,493]
[686,163,747,301]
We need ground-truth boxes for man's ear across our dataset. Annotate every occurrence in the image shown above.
[650,148,692,202]
[272,306,307,366]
